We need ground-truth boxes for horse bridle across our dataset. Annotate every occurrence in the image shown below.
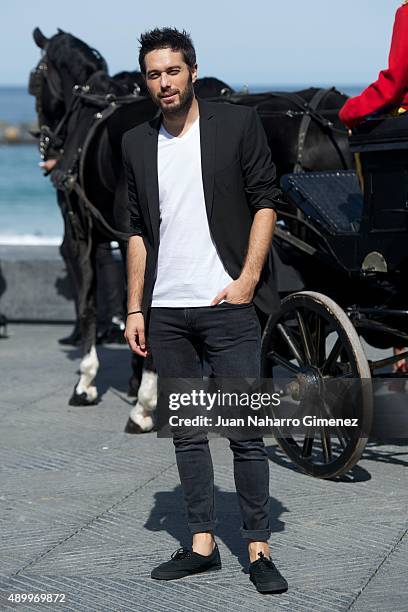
[29,56,48,129]
[29,51,65,108]
[30,53,93,162]
[29,51,70,159]
[29,50,129,161]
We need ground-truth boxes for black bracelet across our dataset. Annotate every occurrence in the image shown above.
[127,310,143,317]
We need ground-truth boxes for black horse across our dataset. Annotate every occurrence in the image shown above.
[29,27,235,422]
[216,89,352,177]
[29,28,148,410]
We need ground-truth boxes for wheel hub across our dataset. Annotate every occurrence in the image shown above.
[286,366,322,401]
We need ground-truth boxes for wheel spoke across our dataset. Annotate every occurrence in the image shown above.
[320,424,332,463]
[296,309,315,365]
[287,399,307,422]
[301,427,315,457]
[322,337,343,375]
[334,425,349,449]
[276,322,304,365]
[314,314,326,368]
[266,351,302,374]
[319,398,350,449]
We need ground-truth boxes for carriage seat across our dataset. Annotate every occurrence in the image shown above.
[280,170,363,235]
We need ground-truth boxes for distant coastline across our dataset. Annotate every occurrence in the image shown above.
[0,122,37,144]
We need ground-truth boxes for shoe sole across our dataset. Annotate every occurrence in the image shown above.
[250,575,288,594]
[151,564,222,581]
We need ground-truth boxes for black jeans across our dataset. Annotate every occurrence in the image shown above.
[149,304,271,541]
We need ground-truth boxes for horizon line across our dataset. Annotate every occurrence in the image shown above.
[0,81,367,88]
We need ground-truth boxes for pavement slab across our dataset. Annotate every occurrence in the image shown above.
[0,324,407,611]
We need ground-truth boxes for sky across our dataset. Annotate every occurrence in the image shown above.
[1,0,401,87]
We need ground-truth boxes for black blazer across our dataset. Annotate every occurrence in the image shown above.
[122,98,282,315]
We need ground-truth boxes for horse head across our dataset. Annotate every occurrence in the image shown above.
[29,27,109,153]
[29,28,66,133]
[193,77,234,98]
[112,70,148,96]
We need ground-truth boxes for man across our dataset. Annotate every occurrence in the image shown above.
[122,28,287,594]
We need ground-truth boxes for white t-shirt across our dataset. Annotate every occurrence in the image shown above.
[151,117,233,307]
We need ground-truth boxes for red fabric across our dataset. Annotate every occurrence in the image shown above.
[339,5,408,128]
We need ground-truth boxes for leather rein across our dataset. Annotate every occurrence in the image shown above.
[245,88,349,171]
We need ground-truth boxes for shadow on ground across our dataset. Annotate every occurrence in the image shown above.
[144,484,287,571]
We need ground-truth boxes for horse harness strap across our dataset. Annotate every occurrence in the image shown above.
[75,95,160,242]
[71,102,132,242]
[72,182,131,243]
[55,92,152,243]
[255,89,347,138]
[294,88,333,172]
[39,90,88,160]
[38,65,142,160]
[257,90,335,128]
[73,89,144,108]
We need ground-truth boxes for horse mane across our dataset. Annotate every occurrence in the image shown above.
[112,70,148,96]
[46,31,132,97]
[48,31,108,85]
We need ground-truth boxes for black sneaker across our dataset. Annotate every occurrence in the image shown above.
[249,552,288,594]
[151,545,222,580]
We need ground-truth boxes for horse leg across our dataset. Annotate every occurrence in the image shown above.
[58,190,82,345]
[116,238,146,396]
[117,241,157,423]
[96,241,126,344]
[125,352,157,433]
[59,249,82,345]
[128,352,143,397]
[69,239,99,406]
[112,170,158,431]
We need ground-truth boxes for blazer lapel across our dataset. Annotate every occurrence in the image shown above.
[198,98,216,221]
[143,116,161,243]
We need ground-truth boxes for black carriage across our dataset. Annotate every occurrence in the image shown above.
[261,114,408,479]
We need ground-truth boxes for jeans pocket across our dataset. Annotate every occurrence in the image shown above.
[221,301,253,308]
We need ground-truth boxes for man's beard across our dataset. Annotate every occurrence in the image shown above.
[154,78,195,117]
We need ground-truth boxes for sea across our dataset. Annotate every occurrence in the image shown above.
[0,84,363,246]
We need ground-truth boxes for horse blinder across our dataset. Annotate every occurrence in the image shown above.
[28,60,47,97]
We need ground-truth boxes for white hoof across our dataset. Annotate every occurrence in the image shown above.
[69,381,98,406]
[137,371,157,413]
[75,345,99,404]
[129,402,154,432]
[75,383,98,402]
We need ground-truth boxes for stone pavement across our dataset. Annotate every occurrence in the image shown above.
[1,324,407,612]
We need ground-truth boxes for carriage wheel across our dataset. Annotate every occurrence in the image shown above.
[261,291,372,478]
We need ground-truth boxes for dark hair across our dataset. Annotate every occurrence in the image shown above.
[138,27,196,74]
